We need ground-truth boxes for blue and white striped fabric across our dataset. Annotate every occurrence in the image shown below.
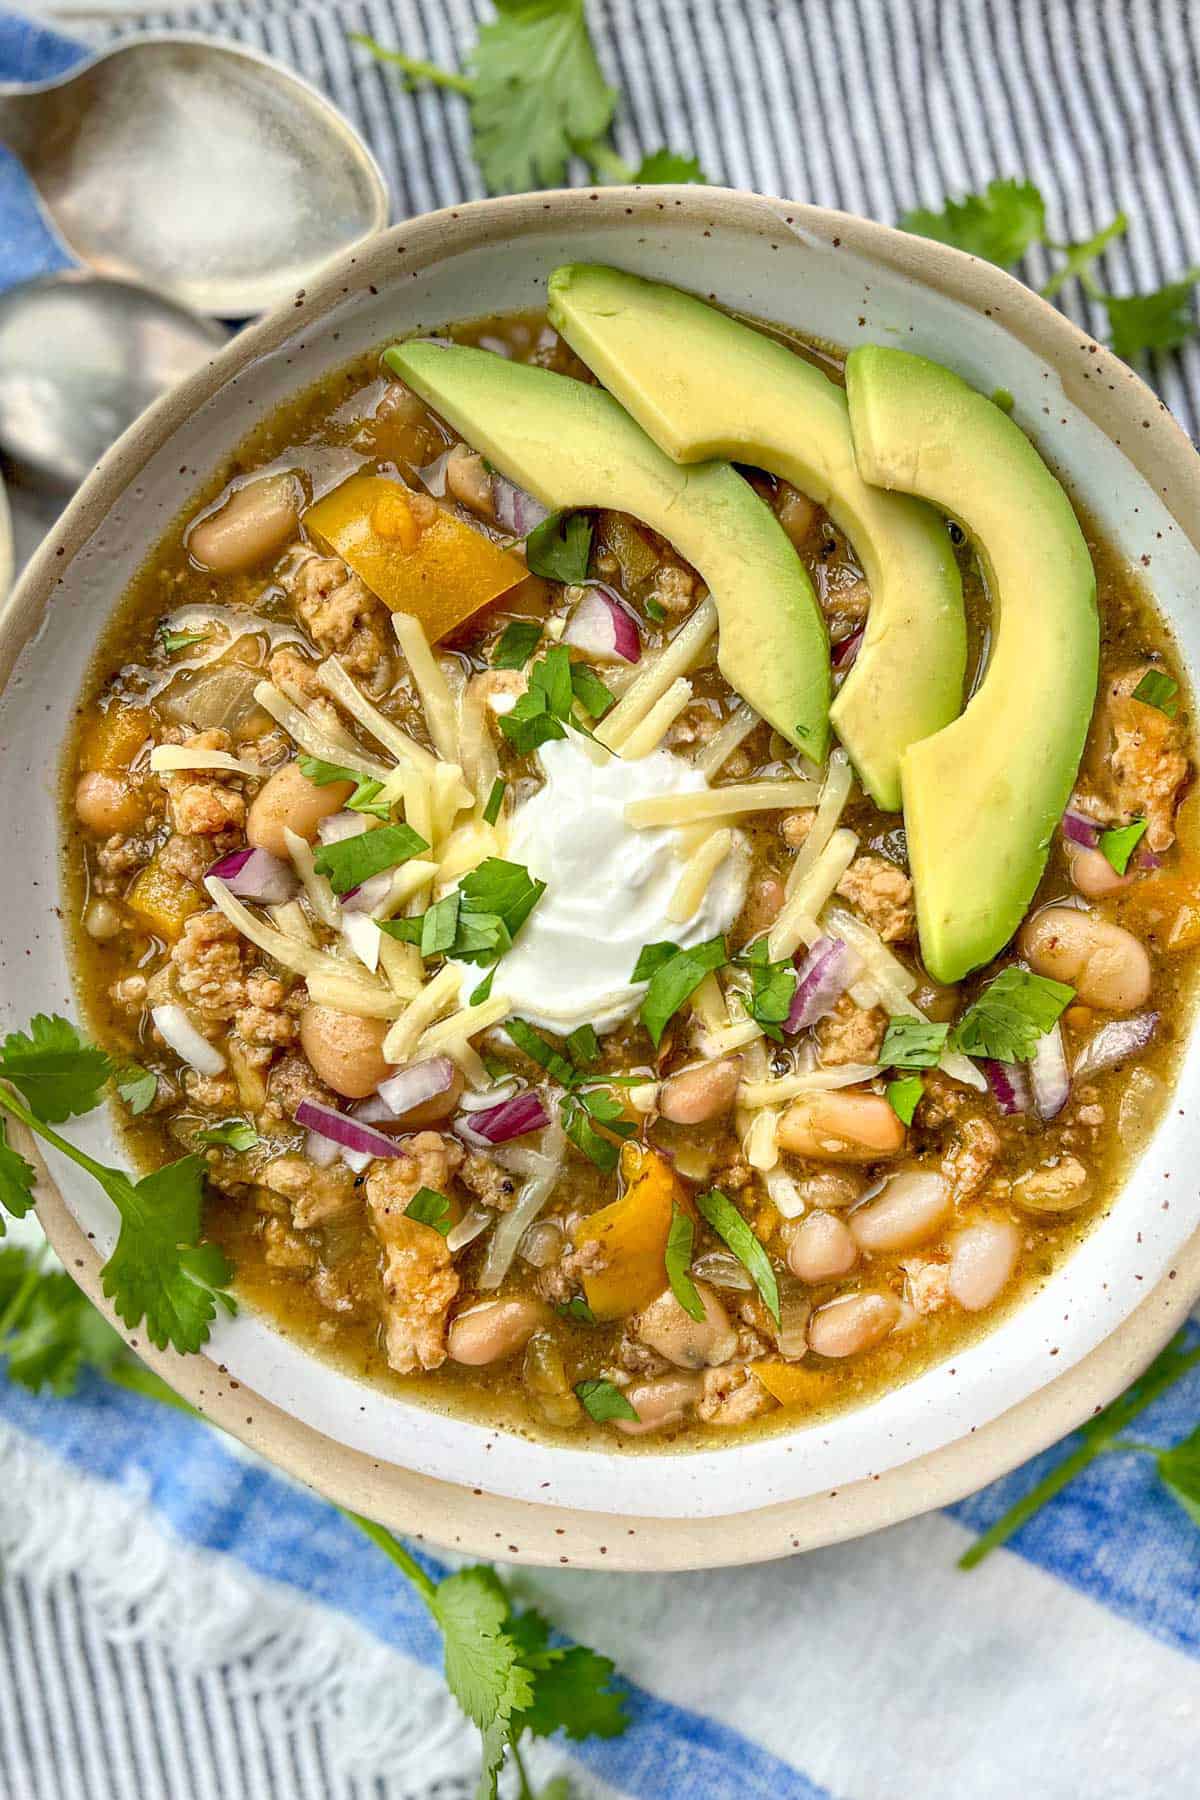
[3,4,1200,1795]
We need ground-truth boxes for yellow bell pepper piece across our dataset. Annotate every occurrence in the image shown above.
[80,704,152,773]
[126,855,203,940]
[751,1360,836,1410]
[573,1145,681,1321]
[304,473,525,642]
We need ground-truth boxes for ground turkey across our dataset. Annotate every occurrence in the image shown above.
[365,1133,464,1373]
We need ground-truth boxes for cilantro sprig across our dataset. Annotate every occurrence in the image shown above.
[902,178,1199,360]
[312,822,428,895]
[632,936,728,1048]
[695,1187,780,1325]
[732,940,796,1042]
[505,1018,636,1170]
[951,967,1074,1065]
[382,857,546,970]
[499,644,614,757]
[353,4,708,196]
[299,754,392,820]
[0,1014,234,1353]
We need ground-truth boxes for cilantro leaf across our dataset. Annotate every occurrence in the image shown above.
[429,1565,534,1733]
[507,1018,575,1085]
[483,778,506,826]
[1157,1423,1200,1528]
[696,1187,780,1324]
[98,1154,236,1354]
[2,1264,125,1394]
[631,940,681,981]
[886,1074,924,1127]
[0,1119,37,1229]
[575,1377,639,1422]
[1097,267,1200,360]
[525,510,593,583]
[313,823,428,895]
[952,967,1074,1063]
[385,859,545,968]
[664,1203,705,1322]
[1099,818,1148,876]
[498,683,568,756]
[556,1295,596,1324]
[516,1638,628,1742]
[117,1064,157,1116]
[421,892,462,957]
[470,969,497,1005]
[880,1016,949,1070]
[565,1024,600,1070]
[637,936,728,1047]
[159,628,209,655]
[734,939,796,1042]
[405,1187,453,1235]
[468,0,616,194]
[902,177,1046,267]
[298,755,391,819]
[195,1119,259,1152]
[633,148,708,184]
[0,1014,111,1122]
[560,1087,634,1170]
[1039,211,1127,301]
[1132,670,1179,716]
[570,662,615,721]
[461,858,546,951]
[493,621,543,669]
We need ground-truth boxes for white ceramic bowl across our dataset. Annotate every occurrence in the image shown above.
[5,188,1200,1570]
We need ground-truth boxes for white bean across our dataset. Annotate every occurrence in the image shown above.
[787,1211,858,1282]
[448,1298,549,1366]
[777,1091,907,1161]
[849,1171,952,1253]
[614,1372,703,1436]
[659,1058,742,1125]
[948,1218,1021,1312]
[1068,846,1131,899]
[1019,906,1151,1012]
[807,1291,901,1358]
[187,472,300,573]
[635,1283,737,1370]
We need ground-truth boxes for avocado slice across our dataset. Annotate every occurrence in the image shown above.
[845,345,1099,982]
[384,341,830,757]
[546,263,966,810]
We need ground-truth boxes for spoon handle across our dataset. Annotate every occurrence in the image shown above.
[0,89,41,162]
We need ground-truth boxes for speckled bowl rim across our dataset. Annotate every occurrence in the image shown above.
[6,186,1200,1572]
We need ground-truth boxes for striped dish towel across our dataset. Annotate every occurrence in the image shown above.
[3,3,1200,1797]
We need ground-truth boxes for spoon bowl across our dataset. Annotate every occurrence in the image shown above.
[0,33,389,318]
[0,272,228,494]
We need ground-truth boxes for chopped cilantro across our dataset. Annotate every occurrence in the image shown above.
[482,777,506,825]
[902,177,1046,268]
[195,1119,259,1152]
[469,969,497,1006]
[506,1019,576,1086]
[116,1064,157,1116]
[664,1204,705,1322]
[733,939,796,1042]
[313,822,428,895]
[1099,818,1148,876]
[405,1187,453,1235]
[575,1377,640,1423]
[952,967,1074,1063]
[991,387,1015,413]
[298,755,391,820]
[880,1016,949,1070]
[635,936,728,1048]
[492,620,543,669]
[525,510,593,584]
[560,1087,635,1171]
[420,892,462,958]
[695,1188,780,1325]
[1132,670,1179,717]
[886,1074,924,1127]
[630,940,681,982]
[644,598,667,623]
[565,1024,600,1070]
[556,1296,597,1325]
[159,627,208,655]
[499,643,609,754]
[570,661,615,721]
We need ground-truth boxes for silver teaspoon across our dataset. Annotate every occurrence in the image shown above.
[0,272,229,495]
[0,33,389,318]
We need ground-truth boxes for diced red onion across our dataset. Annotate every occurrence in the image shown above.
[376,1057,458,1119]
[982,1059,1031,1115]
[831,625,865,670]
[206,845,298,905]
[786,936,859,1033]
[317,811,367,847]
[491,471,549,536]
[446,1206,493,1254]
[456,1090,549,1144]
[295,1099,401,1161]
[563,585,641,665]
[341,870,395,915]
[305,1127,341,1169]
[1029,1022,1070,1121]
[151,1003,226,1077]
[1136,846,1163,871]
[1072,1012,1159,1079]
[1062,810,1101,849]
[340,910,382,971]
[416,448,452,497]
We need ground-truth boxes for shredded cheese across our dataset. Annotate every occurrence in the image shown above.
[668,828,735,923]
[453,669,501,810]
[282,826,340,929]
[768,828,859,960]
[370,860,440,917]
[431,761,474,846]
[619,678,694,760]
[697,701,760,779]
[822,902,917,1003]
[392,612,459,763]
[382,962,463,1064]
[204,875,387,1002]
[738,1061,884,1107]
[597,597,718,750]
[267,898,316,946]
[252,681,392,779]
[691,971,731,1034]
[148,746,265,780]
[437,820,503,887]
[627,778,820,830]
[273,679,366,759]
[744,1107,780,1171]
[317,656,437,772]
[416,991,512,1089]
[785,748,854,899]
[377,933,422,998]
[306,970,406,1017]
[698,1017,766,1057]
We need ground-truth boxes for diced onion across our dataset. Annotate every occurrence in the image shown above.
[341,911,382,974]
[491,472,549,536]
[446,1206,494,1254]
[305,1127,341,1169]
[376,1057,459,1118]
[1062,809,1101,848]
[1029,1022,1070,1120]
[983,1060,1031,1115]
[1072,1012,1159,1078]
[151,1004,226,1077]
[478,1122,565,1289]
[457,1090,549,1144]
[206,846,299,906]
[295,1099,400,1161]
[787,935,859,1032]
[563,585,641,664]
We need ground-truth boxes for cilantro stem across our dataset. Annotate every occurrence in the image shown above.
[0,1244,47,1341]
[575,137,635,183]
[0,1084,114,1188]
[349,33,475,93]
[340,1509,437,1602]
[510,1739,537,1800]
[959,1338,1200,1568]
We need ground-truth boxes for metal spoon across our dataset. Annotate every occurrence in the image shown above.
[0,271,229,495]
[0,32,389,318]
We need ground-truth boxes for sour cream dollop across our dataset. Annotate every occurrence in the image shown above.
[480,736,748,1036]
